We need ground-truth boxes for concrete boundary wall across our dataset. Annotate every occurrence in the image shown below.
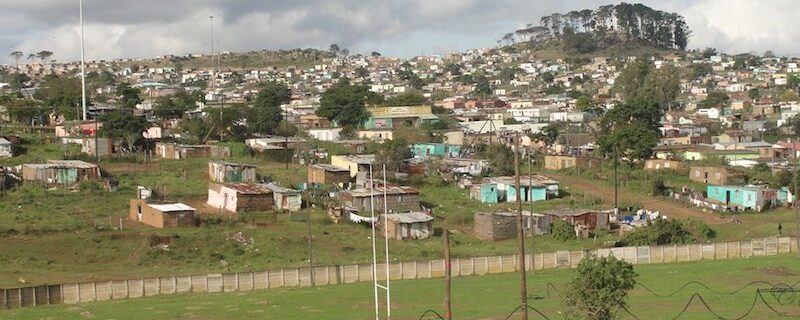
[1,236,796,310]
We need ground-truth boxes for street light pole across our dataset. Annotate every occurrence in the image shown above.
[79,0,87,121]
[209,15,215,76]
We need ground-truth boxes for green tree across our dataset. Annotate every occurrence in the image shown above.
[472,75,492,97]
[479,143,515,176]
[35,75,83,120]
[249,81,290,135]
[385,92,428,106]
[551,220,576,241]
[2,95,43,125]
[747,88,761,101]
[540,71,555,83]
[621,219,714,246]
[786,115,800,136]
[597,99,661,163]
[99,111,148,152]
[701,91,729,108]
[617,59,679,110]
[317,79,382,128]
[117,83,142,109]
[563,255,637,320]
[369,138,411,173]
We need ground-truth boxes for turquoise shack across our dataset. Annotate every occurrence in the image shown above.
[410,143,462,158]
[706,185,778,211]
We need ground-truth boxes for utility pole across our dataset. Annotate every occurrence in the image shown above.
[444,230,452,320]
[793,138,799,258]
[209,16,215,76]
[528,156,535,274]
[79,0,87,121]
[513,132,528,320]
[307,208,315,286]
[614,145,619,212]
[284,106,289,170]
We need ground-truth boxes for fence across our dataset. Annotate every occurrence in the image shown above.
[1,236,797,310]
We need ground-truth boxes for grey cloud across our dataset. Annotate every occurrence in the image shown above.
[2,0,799,64]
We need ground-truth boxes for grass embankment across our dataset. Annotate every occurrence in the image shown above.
[2,255,799,320]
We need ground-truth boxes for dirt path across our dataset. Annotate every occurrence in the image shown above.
[545,172,730,225]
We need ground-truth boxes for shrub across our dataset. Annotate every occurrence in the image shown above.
[552,220,576,241]
[564,255,637,320]
[620,219,715,246]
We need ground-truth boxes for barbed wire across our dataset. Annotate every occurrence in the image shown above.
[514,280,800,320]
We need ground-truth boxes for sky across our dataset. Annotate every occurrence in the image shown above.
[1,0,798,64]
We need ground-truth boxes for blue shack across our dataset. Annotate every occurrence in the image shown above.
[411,143,462,158]
[486,176,552,203]
[706,185,778,212]
[470,183,499,203]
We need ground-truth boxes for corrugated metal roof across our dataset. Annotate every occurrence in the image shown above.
[311,164,349,172]
[383,212,433,223]
[148,203,196,212]
[223,183,272,194]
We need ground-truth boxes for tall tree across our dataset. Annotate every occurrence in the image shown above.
[99,111,148,152]
[9,51,23,71]
[248,81,291,135]
[117,83,142,109]
[317,78,382,128]
[597,99,661,163]
[36,51,53,66]
[35,75,83,120]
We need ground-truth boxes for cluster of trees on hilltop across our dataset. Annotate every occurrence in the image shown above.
[501,3,690,51]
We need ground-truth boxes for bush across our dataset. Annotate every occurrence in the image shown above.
[619,219,715,246]
[552,220,576,241]
[564,255,637,320]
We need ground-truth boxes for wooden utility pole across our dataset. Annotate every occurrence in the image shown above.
[793,138,799,258]
[614,145,619,211]
[307,208,315,286]
[444,230,452,320]
[513,133,528,320]
[528,156,535,274]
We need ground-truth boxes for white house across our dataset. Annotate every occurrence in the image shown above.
[0,138,12,158]
[307,127,343,142]
[696,108,720,119]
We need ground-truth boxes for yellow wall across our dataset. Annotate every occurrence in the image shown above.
[368,105,432,117]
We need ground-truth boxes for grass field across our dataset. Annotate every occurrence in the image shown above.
[0,136,794,288]
[2,255,799,319]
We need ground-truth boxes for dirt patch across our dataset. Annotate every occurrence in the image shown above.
[748,266,799,276]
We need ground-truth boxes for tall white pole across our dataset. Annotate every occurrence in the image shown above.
[209,16,215,76]
[79,0,87,121]
[382,164,391,319]
[369,165,379,320]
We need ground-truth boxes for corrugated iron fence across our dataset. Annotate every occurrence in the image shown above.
[1,236,796,310]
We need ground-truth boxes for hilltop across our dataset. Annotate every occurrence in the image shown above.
[499,3,690,57]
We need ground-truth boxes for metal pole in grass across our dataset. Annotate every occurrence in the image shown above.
[369,165,379,319]
[513,132,528,320]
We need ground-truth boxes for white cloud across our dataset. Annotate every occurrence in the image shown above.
[3,0,800,64]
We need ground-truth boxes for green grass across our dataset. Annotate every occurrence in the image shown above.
[3,255,799,319]
[0,138,793,288]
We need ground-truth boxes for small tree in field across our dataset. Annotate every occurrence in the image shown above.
[563,255,637,320]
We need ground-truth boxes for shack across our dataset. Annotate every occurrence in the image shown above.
[207,183,274,213]
[208,161,257,183]
[689,166,745,185]
[544,155,600,170]
[469,183,499,204]
[339,185,420,213]
[0,137,13,158]
[473,211,551,241]
[307,164,351,186]
[644,159,684,171]
[155,142,230,159]
[264,183,302,212]
[706,185,779,212]
[330,154,376,178]
[130,199,195,228]
[21,160,100,187]
[378,212,434,240]
[544,208,609,232]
